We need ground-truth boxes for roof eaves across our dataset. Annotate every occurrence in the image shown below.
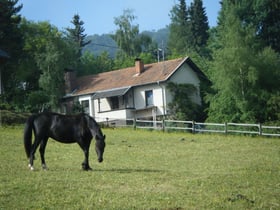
[164,57,189,81]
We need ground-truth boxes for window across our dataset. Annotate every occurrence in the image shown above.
[145,90,153,107]
[81,100,89,114]
[110,96,119,110]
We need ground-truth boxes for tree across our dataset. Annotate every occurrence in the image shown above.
[37,41,66,110]
[79,51,113,76]
[112,9,152,58]
[0,0,23,108]
[255,0,280,53]
[168,0,190,56]
[217,0,280,53]
[168,0,209,57]
[66,14,91,61]
[0,0,22,57]
[18,20,76,111]
[189,0,209,56]
[206,1,280,123]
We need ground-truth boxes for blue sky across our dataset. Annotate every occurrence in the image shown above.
[17,0,220,35]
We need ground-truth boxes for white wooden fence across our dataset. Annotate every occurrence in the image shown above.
[99,118,280,137]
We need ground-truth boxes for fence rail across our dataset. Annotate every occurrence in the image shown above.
[98,117,280,137]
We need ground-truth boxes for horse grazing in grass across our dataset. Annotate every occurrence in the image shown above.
[24,112,106,171]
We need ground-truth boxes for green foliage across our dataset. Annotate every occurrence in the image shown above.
[168,0,209,57]
[189,0,209,56]
[207,1,280,123]
[1,127,279,209]
[66,14,91,60]
[112,9,152,58]
[15,20,78,111]
[168,0,190,56]
[25,90,49,113]
[167,82,204,121]
[0,0,23,107]
[78,51,113,76]
[0,0,22,55]
[0,110,31,125]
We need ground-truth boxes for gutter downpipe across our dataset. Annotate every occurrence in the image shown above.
[157,81,166,118]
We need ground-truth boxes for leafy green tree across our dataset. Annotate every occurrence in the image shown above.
[112,9,152,58]
[18,20,76,111]
[36,41,65,110]
[207,2,280,123]
[217,0,280,53]
[79,51,113,76]
[168,0,190,56]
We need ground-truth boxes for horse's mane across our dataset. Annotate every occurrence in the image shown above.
[83,114,103,139]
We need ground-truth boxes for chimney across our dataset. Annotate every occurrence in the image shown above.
[64,69,77,94]
[135,58,144,74]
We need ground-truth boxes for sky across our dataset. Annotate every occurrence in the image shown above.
[17,0,221,35]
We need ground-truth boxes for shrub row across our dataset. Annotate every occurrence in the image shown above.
[0,110,32,125]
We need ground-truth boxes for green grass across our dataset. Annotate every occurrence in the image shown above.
[0,126,279,209]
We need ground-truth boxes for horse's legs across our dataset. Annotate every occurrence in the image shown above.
[29,136,42,170]
[39,137,49,170]
[77,140,91,170]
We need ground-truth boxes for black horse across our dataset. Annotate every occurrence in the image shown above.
[24,112,106,171]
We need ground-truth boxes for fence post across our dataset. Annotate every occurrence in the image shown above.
[162,118,165,132]
[133,118,136,130]
[259,123,262,136]
[192,121,195,134]
[225,122,228,135]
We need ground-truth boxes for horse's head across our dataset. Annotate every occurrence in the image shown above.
[95,134,106,163]
[84,115,106,163]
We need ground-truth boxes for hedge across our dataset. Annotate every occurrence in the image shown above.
[0,110,32,125]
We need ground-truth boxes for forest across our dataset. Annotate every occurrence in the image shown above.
[0,0,279,124]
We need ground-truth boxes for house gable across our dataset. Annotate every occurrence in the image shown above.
[165,62,202,105]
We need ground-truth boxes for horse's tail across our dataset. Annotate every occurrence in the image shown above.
[24,115,35,158]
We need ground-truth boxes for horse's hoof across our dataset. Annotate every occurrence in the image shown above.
[42,164,48,171]
[28,164,35,171]
[30,167,35,171]
[82,165,92,171]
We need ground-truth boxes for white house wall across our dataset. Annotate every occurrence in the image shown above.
[133,84,165,116]
[91,93,135,121]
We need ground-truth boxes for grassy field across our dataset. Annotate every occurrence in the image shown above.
[0,126,279,209]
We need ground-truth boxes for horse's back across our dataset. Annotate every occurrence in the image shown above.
[33,112,86,143]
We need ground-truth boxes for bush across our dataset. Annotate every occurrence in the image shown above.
[0,110,32,125]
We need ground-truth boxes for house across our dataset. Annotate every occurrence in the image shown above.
[62,57,207,123]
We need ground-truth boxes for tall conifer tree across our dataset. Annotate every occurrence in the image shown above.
[66,14,91,59]
[189,0,209,56]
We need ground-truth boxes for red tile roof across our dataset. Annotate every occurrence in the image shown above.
[72,57,198,96]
